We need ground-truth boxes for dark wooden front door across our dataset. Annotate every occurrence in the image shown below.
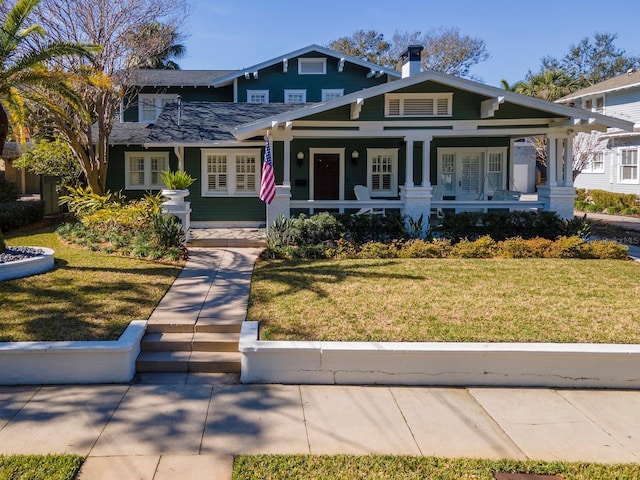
[313,153,340,200]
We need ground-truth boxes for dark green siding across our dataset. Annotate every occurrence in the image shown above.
[106,145,178,198]
[237,53,391,103]
[184,147,266,223]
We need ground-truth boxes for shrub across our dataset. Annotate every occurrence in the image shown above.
[450,235,498,258]
[576,189,639,213]
[325,238,360,259]
[0,200,45,232]
[586,240,629,259]
[150,213,186,250]
[160,170,196,189]
[497,237,539,258]
[398,239,450,258]
[0,228,5,252]
[357,241,399,258]
[0,178,19,203]
[545,236,589,258]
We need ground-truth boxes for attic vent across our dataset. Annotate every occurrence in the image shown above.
[385,93,453,117]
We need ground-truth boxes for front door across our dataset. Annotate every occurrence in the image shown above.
[313,153,340,200]
[456,152,483,201]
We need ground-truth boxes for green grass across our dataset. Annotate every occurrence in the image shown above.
[0,454,83,480]
[249,258,640,343]
[232,455,640,479]
[1,226,181,341]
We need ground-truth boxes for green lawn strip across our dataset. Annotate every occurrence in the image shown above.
[232,454,640,480]
[0,454,83,480]
[1,226,181,341]
[249,258,640,343]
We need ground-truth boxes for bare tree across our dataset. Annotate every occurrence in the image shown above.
[31,0,189,194]
[532,131,603,180]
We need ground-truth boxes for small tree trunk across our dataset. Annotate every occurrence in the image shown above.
[0,104,8,160]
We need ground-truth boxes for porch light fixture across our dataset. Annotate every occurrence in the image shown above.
[351,150,359,165]
[296,151,304,166]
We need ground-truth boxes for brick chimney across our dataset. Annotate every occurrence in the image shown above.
[401,45,424,78]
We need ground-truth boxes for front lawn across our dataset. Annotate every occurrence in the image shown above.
[0,226,181,341]
[0,454,83,480]
[233,455,640,480]
[249,258,640,343]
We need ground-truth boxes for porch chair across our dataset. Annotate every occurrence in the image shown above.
[491,190,521,201]
[353,185,385,215]
[430,185,446,219]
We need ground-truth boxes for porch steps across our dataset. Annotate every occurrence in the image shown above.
[187,228,266,248]
[136,325,243,374]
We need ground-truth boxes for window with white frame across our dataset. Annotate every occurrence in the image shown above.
[125,152,169,189]
[284,89,306,103]
[385,93,453,117]
[619,148,638,183]
[583,151,605,173]
[439,153,455,193]
[322,89,344,101]
[367,148,398,197]
[138,94,175,123]
[486,151,504,192]
[583,95,605,114]
[247,90,269,103]
[202,149,261,196]
[298,57,326,75]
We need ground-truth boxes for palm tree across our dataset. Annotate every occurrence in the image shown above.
[513,69,579,101]
[0,0,94,156]
[126,22,185,70]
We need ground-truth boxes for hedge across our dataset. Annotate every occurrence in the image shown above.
[0,200,45,232]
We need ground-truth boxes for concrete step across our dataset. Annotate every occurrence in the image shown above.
[146,321,195,334]
[136,351,190,373]
[195,319,243,333]
[141,332,240,352]
[193,332,240,352]
[187,238,266,248]
[189,351,241,373]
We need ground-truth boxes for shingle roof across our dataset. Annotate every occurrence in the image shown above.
[127,69,236,87]
[106,102,302,145]
[558,69,640,102]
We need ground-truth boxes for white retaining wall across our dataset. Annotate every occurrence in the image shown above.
[0,247,55,281]
[0,321,146,385]
[240,322,640,389]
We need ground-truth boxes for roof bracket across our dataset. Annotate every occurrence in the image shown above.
[481,96,504,118]
[338,58,345,72]
[282,58,288,73]
[351,97,365,120]
[366,69,375,78]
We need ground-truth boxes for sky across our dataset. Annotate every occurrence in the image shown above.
[179,0,640,88]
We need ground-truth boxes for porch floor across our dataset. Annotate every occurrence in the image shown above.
[188,227,266,248]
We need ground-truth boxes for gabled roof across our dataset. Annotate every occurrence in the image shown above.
[128,69,236,87]
[557,69,640,102]
[211,44,400,87]
[235,69,635,138]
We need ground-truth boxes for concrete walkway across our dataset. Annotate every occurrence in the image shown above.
[2,242,640,479]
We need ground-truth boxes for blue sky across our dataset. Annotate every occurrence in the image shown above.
[179,0,640,87]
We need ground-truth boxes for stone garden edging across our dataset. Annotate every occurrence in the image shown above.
[239,321,640,389]
[0,320,145,385]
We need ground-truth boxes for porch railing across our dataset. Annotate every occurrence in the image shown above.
[290,199,543,214]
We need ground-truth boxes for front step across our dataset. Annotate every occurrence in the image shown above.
[146,318,243,334]
[136,351,241,373]
[141,332,240,352]
[188,238,266,248]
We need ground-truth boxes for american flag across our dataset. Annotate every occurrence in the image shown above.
[259,138,276,205]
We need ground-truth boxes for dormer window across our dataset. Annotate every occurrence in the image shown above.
[583,95,604,114]
[138,94,175,123]
[385,93,453,117]
[299,57,326,75]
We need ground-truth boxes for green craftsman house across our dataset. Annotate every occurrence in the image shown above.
[107,44,633,228]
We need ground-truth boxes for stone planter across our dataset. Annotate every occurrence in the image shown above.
[160,188,190,205]
[0,247,55,281]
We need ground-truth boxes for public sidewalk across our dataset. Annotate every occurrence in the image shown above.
[1,245,640,479]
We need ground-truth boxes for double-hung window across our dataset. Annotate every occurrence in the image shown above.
[619,148,638,183]
[367,148,398,197]
[202,149,261,196]
[125,152,169,189]
[583,151,605,173]
[138,94,175,123]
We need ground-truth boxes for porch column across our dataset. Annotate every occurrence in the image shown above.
[538,132,575,220]
[405,139,414,188]
[421,135,432,187]
[282,136,291,187]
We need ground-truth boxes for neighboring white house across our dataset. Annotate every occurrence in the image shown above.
[558,69,640,195]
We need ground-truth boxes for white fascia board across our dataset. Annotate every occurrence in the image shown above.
[558,82,640,103]
[233,69,634,138]
[142,140,263,148]
[212,44,400,87]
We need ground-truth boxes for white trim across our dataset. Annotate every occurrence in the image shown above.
[284,89,307,104]
[436,147,508,198]
[247,90,269,104]
[201,148,262,196]
[321,89,344,101]
[581,151,605,174]
[138,93,175,123]
[366,148,399,197]
[309,148,345,206]
[124,151,169,190]
[298,57,327,75]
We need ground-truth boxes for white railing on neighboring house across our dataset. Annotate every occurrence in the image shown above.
[290,199,543,214]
